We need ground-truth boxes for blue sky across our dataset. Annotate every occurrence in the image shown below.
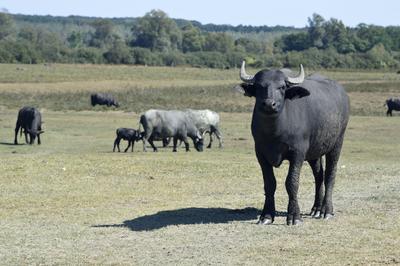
[1,0,399,27]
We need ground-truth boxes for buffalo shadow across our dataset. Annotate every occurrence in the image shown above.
[93,207,262,231]
[0,142,23,146]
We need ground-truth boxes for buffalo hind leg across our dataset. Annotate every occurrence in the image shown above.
[387,108,392,116]
[308,158,324,218]
[212,126,223,148]
[207,131,213,148]
[113,138,121,152]
[14,125,20,145]
[322,134,345,220]
[24,129,29,144]
[255,148,276,225]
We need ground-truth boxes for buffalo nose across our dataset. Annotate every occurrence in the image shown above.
[262,99,277,112]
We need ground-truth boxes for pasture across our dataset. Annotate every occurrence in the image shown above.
[0,64,399,264]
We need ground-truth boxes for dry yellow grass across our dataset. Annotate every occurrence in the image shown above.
[0,109,399,265]
[0,64,400,264]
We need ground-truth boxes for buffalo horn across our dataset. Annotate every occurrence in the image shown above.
[240,61,254,83]
[286,64,305,84]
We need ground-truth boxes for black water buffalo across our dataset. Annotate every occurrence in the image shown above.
[185,109,223,148]
[113,128,143,152]
[385,98,400,116]
[236,61,350,225]
[91,93,119,107]
[139,109,204,152]
[14,106,44,145]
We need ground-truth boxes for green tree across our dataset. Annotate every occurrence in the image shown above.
[103,38,132,64]
[90,19,116,48]
[67,31,84,48]
[181,23,203,52]
[322,18,355,53]
[0,12,14,40]
[308,13,325,48]
[203,32,234,53]
[132,9,182,52]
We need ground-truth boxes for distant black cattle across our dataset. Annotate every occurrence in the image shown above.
[91,93,119,107]
[385,98,400,116]
[14,106,44,145]
[113,128,143,152]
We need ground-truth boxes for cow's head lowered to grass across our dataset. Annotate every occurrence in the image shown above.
[237,61,310,115]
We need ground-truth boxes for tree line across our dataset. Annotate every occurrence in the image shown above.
[1,10,400,69]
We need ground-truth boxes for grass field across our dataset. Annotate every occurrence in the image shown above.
[0,64,400,264]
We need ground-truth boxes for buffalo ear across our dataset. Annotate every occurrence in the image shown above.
[285,86,310,100]
[234,83,256,97]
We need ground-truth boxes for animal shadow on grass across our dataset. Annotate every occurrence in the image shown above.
[93,207,263,231]
[0,142,23,146]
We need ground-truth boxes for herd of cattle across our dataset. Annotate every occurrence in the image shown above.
[14,95,223,153]
[11,61,400,225]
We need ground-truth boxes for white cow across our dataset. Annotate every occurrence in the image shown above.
[185,109,223,148]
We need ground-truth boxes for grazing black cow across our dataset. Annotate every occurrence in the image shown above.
[14,106,44,145]
[236,61,350,225]
[139,109,204,152]
[113,128,143,152]
[385,98,400,116]
[91,93,119,107]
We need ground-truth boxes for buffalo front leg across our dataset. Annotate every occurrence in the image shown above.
[255,148,276,225]
[148,138,157,152]
[182,137,190,152]
[285,154,305,225]
[308,158,324,218]
[124,140,131,152]
[172,137,178,152]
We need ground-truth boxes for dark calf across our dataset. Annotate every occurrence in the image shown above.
[14,106,44,145]
[113,128,143,152]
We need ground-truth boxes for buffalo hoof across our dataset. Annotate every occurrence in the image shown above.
[287,218,303,226]
[257,217,274,225]
[324,213,334,220]
[310,210,322,219]
[173,149,177,152]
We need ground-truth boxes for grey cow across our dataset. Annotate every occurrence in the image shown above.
[385,98,400,116]
[14,106,44,145]
[139,109,204,152]
[236,61,350,225]
[185,109,223,148]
